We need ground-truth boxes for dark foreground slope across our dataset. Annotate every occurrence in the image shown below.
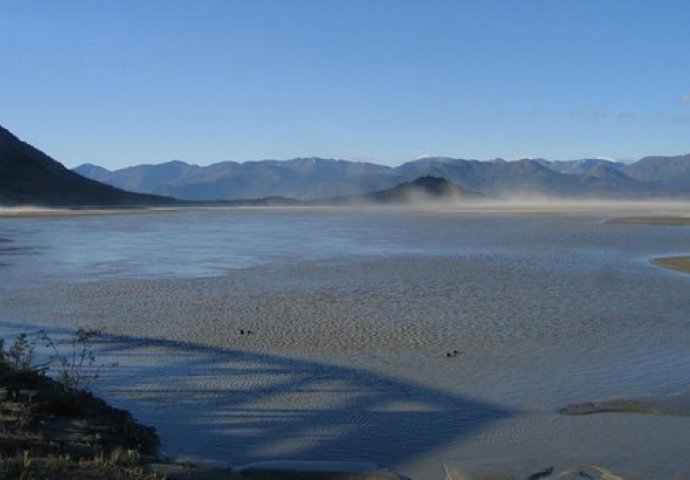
[0,125,175,207]
[0,360,161,478]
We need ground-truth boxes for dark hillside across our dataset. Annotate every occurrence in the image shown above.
[0,125,174,206]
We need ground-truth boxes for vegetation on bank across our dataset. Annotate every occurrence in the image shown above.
[0,330,161,479]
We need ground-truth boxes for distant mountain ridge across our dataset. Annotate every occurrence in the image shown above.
[0,125,174,206]
[7,119,689,207]
[622,154,690,191]
[76,153,690,201]
[326,176,484,205]
[75,157,395,201]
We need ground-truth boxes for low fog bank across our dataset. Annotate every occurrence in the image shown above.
[2,196,689,218]
[431,195,690,215]
[321,191,690,215]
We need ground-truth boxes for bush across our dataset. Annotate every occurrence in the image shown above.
[38,328,117,392]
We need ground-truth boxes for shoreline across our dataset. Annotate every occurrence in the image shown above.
[0,363,162,478]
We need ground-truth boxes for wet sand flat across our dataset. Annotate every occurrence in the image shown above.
[2,208,690,479]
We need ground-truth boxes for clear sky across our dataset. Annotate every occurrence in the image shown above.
[2,0,690,169]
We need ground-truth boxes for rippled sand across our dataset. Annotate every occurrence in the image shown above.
[1,209,690,479]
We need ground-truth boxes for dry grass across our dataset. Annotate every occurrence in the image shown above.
[0,363,162,480]
[0,449,165,479]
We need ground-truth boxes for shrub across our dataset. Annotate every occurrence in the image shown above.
[38,328,117,393]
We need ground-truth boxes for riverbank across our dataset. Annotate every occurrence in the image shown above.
[0,362,162,478]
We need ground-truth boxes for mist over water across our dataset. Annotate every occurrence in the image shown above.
[1,205,690,478]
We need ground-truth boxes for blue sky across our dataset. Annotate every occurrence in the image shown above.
[2,0,690,169]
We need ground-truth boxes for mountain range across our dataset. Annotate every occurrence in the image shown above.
[3,121,690,206]
[75,153,690,201]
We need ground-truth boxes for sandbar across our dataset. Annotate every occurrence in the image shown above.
[652,256,690,275]
[608,216,690,225]
[560,392,690,417]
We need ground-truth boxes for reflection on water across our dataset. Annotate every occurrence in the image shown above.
[1,208,690,479]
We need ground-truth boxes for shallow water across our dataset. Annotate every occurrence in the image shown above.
[1,207,690,479]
